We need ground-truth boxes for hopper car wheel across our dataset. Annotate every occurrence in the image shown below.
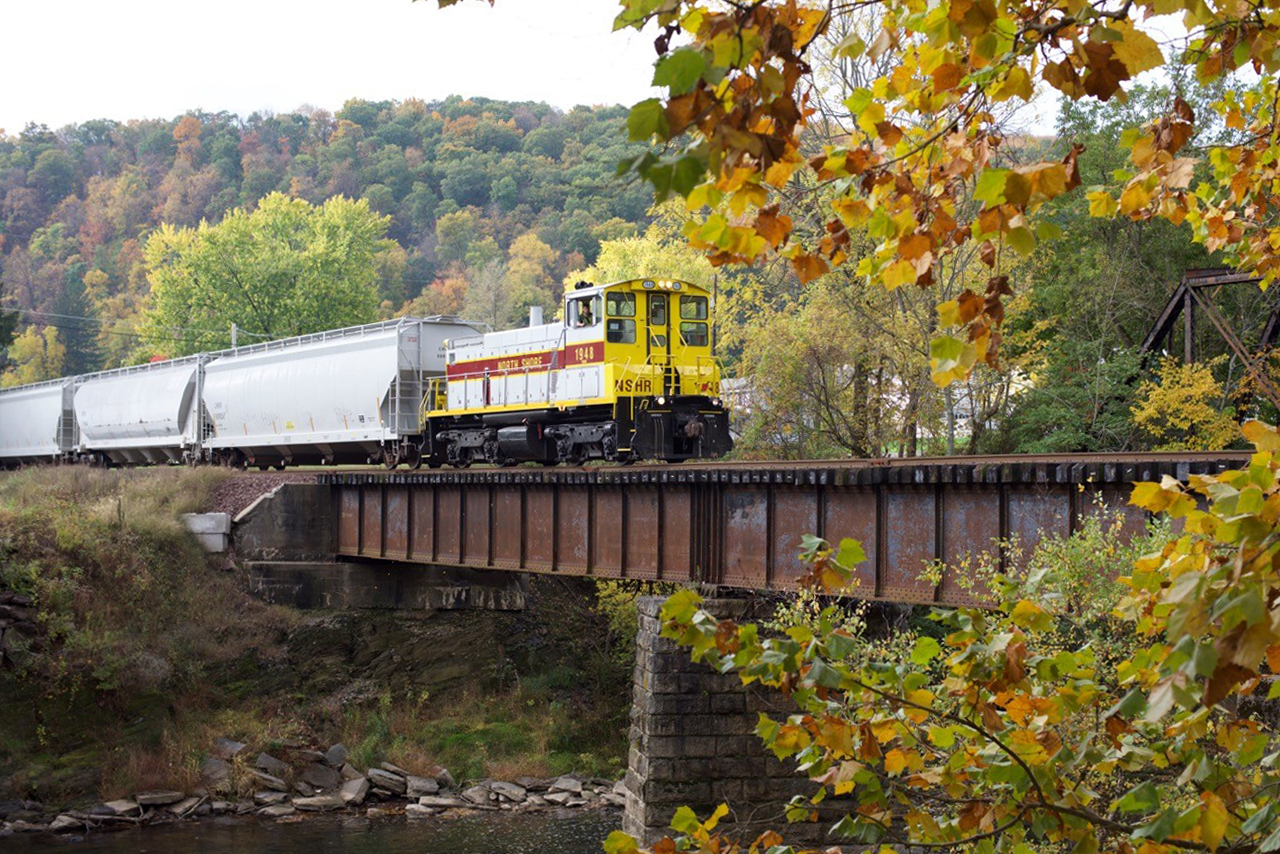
[404,446,423,470]
[382,448,399,470]
[274,463,286,471]
[257,464,270,471]
[237,454,250,471]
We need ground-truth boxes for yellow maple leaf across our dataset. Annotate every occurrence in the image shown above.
[1119,180,1154,214]
[882,258,919,289]
[1111,22,1165,75]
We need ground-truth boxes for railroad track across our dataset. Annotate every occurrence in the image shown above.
[318,450,1253,485]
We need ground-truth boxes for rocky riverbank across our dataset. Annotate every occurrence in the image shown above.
[0,466,639,834]
[1,736,625,837]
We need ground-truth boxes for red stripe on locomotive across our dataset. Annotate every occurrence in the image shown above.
[445,342,604,379]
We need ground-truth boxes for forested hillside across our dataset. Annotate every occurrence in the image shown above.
[0,97,651,371]
[0,90,1268,454]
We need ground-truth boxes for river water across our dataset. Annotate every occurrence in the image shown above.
[4,809,619,854]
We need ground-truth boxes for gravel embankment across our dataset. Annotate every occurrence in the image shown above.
[211,473,318,518]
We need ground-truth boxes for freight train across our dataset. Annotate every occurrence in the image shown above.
[0,278,733,469]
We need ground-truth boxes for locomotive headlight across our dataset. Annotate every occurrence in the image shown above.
[712,397,722,408]
[656,396,666,406]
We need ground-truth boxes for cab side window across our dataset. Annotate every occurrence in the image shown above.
[569,296,600,329]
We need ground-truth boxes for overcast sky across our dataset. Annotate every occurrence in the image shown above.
[2,0,663,134]
[2,0,1204,142]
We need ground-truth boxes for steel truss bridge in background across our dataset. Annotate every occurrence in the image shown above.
[1141,268,1280,409]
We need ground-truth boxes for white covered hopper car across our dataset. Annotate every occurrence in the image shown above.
[0,379,77,464]
[0,316,483,469]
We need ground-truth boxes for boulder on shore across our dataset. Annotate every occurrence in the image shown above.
[366,768,407,794]
[301,763,342,791]
[406,775,439,797]
[325,744,349,768]
[255,753,289,777]
[294,794,344,811]
[340,777,369,806]
[259,804,296,818]
[250,770,289,792]
[210,738,247,760]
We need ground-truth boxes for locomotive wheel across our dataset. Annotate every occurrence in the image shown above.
[274,463,286,471]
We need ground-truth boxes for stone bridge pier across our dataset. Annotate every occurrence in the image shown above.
[623,597,852,847]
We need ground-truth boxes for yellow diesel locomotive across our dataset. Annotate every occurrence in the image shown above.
[421,277,733,466]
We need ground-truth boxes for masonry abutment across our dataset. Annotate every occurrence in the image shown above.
[624,596,855,846]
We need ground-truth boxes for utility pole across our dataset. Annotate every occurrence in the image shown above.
[231,322,238,349]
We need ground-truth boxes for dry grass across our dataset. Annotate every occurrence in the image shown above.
[0,465,233,528]
[485,756,558,780]
[99,733,203,799]
[335,685,625,784]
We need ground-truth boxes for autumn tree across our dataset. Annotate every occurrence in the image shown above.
[139,193,388,356]
[586,0,1280,385]
[1131,356,1242,451]
[615,421,1280,854]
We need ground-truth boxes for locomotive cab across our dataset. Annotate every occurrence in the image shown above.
[424,277,733,467]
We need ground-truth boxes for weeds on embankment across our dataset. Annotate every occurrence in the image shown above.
[0,466,300,800]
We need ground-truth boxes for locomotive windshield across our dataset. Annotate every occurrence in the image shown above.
[606,292,635,316]
[680,296,708,319]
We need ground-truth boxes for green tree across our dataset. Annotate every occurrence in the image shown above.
[139,192,388,356]
[2,326,64,386]
[27,149,77,207]
[434,208,478,266]
[462,260,511,330]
